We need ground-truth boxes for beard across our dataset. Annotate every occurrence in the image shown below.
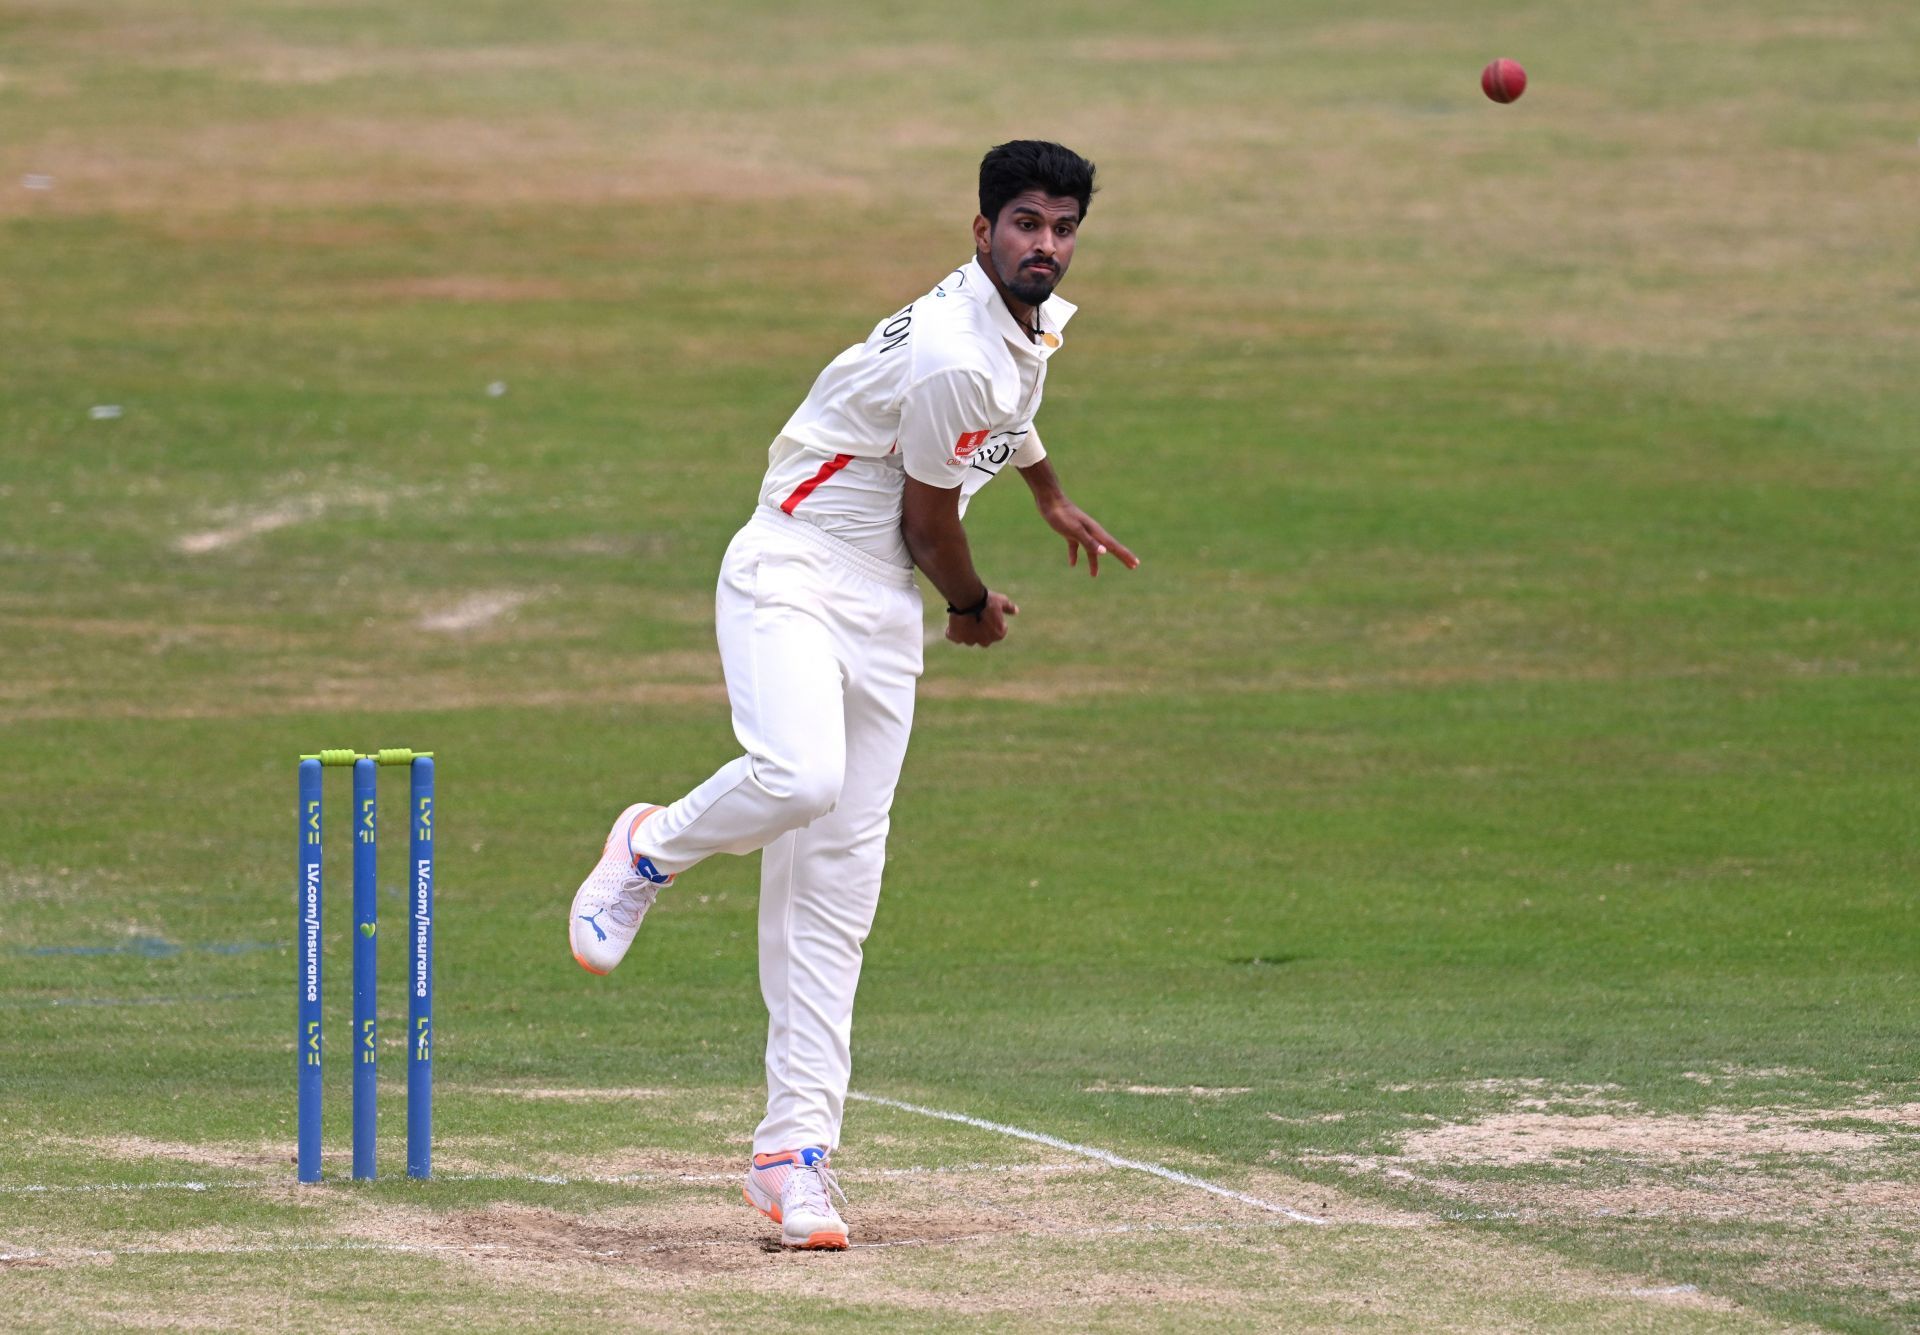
[1004,261,1060,307]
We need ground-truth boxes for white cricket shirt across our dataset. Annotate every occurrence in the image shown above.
[757,256,1076,567]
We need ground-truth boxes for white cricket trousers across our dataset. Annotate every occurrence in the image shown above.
[640,506,923,1154]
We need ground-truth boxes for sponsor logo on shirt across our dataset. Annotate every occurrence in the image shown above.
[968,435,1018,474]
[950,429,989,465]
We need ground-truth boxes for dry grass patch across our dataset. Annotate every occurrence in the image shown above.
[1,674,729,724]
[471,1085,680,1102]
[354,276,581,303]
[0,116,869,220]
[40,1132,294,1176]
[1066,35,1242,63]
[0,612,301,648]
[917,666,1151,704]
[153,39,605,88]
[1301,1079,1919,1323]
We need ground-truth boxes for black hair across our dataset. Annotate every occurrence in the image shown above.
[978,140,1097,224]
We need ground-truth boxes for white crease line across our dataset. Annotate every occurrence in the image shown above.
[847,1091,1327,1225]
[2,1241,510,1263]
[2,1219,1300,1267]
[445,1162,1084,1187]
[0,1162,1088,1196]
[443,1171,731,1186]
[851,1217,1292,1251]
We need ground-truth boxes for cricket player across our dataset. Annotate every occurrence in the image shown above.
[568,140,1136,1249]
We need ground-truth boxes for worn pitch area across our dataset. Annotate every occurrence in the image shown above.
[4,1086,1785,1333]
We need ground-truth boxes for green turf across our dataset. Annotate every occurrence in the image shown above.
[4,1,1919,1329]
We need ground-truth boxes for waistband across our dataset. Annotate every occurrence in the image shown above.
[749,505,917,588]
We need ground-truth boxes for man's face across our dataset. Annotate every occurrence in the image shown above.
[974,190,1080,308]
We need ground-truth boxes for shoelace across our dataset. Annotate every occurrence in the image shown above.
[788,1161,848,1217]
[600,876,661,929]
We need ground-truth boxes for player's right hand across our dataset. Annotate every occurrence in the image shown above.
[946,592,1018,647]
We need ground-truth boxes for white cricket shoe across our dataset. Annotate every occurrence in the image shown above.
[569,803,674,976]
[742,1147,849,1250]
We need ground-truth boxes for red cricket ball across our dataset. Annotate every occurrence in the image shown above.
[1481,58,1527,104]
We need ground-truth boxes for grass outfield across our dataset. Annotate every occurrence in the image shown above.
[4,1,1919,1329]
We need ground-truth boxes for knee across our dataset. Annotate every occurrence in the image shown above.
[753,755,842,823]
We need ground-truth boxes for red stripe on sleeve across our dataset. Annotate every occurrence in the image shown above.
[780,452,855,514]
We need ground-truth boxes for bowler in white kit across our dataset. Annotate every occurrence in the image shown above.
[568,140,1136,1249]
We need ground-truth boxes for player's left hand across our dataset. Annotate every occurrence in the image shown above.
[1038,498,1138,578]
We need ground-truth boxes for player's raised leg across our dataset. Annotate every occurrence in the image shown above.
[567,519,850,976]
[643,526,851,866]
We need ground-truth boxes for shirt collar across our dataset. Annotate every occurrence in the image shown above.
[962,257,1076,359]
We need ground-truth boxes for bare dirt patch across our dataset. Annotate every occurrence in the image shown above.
[175,499,322,554]
[1082,1083,1253,1098]
[472,1085,679,1102]
[404,1202,761,1274]
[526,1148,743,1181]
[15,1120,1790,1327]
[173,481,437,556]
[1397,1109,1888,1167]
[1301,1080,1920,1323]
[416,591,531,633]
[328,1173,1100,1292]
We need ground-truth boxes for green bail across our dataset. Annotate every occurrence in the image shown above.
[301,748,364,767]
[375,748,433,766]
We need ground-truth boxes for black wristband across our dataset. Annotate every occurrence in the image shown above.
[946,589,990,620]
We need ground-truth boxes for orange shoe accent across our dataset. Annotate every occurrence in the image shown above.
[742,1185,782,1224]
[618,804,664,865]
[571,944,609,977]
[799,1231,848,1251]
